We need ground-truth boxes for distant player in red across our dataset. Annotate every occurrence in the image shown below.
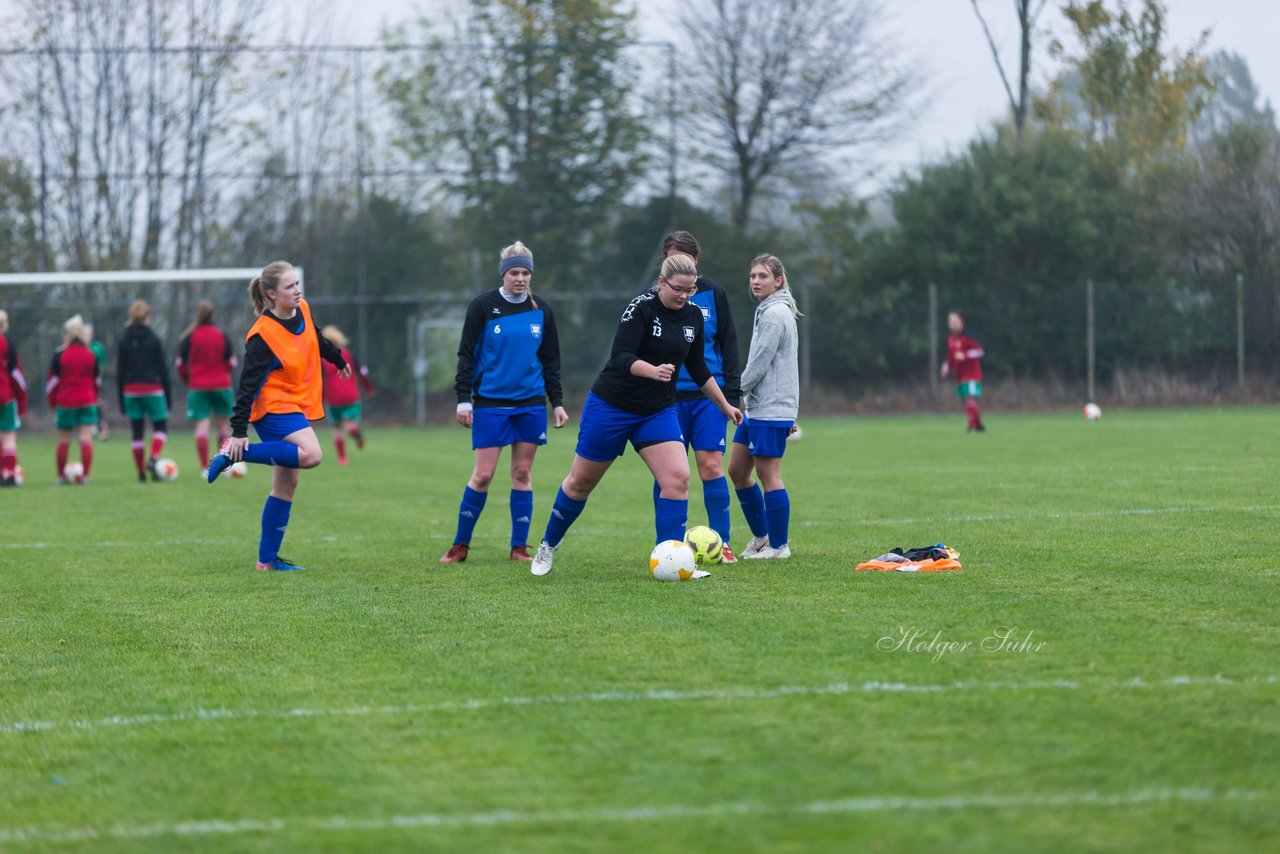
[176,301,237,474]
[320,325,374,466]
[940,309,986,432]
[0,310,29,486]
[47,315,101,483]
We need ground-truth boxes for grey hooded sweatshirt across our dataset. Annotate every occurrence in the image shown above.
[740,290,799,421]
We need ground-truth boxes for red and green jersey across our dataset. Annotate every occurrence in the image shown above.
[944,333,984,384]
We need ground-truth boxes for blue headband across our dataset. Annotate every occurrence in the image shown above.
[500,256,533,276]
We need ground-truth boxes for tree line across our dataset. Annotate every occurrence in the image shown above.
[0,0,1276,412]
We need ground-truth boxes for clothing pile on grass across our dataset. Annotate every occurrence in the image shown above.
[856,544,961,572]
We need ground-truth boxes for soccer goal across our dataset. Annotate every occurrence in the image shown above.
[0,267,302,415]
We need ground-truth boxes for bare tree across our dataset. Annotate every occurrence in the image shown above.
[678,0,914,236]
[968,0,1050,136]
[0,0,267,270]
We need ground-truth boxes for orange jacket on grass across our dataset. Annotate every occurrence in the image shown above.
[247,299,324,422]
[856,557,962,572]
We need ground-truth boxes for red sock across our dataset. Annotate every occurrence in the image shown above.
[334,434,347,464]
[1,450,15,477]
[965,398,982,430]
[80,442,93,477]
[56,442,70,476]
[132,441,146,475]
[347,424,365,450]
[150,432,167,459]
[196,433,210,468]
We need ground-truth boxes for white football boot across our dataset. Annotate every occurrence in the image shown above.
[531,541,557,576]
[741,535,769,557]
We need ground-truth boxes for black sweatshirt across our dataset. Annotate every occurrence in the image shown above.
[230,309,347,438]
[590,291,712,416]
[116,324,171,409]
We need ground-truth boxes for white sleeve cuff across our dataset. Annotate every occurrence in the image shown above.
[457,402,474,414]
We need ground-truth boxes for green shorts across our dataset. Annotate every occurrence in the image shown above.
[328,402,362,424]
[0,400,19,432]
[55,405,99,430]
[956,381,982,400]
[187,388,234,421]
[123,393,168,422]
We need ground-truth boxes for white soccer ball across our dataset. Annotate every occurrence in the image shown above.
[650,539,699,582]
[154,458,180,481]
[63,461,84,484]
[229,461,248,479]
[1083,403,1102,421]
[684,525,723,566]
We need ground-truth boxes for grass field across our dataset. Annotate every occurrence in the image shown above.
[2,408,1278,852]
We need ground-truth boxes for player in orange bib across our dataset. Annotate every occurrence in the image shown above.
[206,261,350,572]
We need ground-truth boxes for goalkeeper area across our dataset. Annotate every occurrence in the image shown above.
[1,410,1277,850]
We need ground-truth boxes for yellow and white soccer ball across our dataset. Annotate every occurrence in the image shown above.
[1083,402,1102,421]
[229,461,248,479]
[684,525,723,566]
[650,539,704,582]
[154,458,180,481]
[62,461,84,484]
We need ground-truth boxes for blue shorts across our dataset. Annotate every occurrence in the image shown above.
[575,393,684,462]
[674,397,729,453]
[732,419,795,459]
[472,405,547,449]
[252,412,313,443]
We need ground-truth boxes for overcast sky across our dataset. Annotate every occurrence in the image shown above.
[292,0,1279,185]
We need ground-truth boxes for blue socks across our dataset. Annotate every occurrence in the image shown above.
[453,486,487,546]
[655,477,730,543]
[702,476,731,543]
[764,488,790,548]
[543,487,586,548]
[655,497,688,544]
[259,495,292,563]
[243,441,300,468]
[736,483,768,538]
[510,489,534,548]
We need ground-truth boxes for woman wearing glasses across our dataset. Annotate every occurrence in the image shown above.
[442,240,569,565]
[529,253,743,577]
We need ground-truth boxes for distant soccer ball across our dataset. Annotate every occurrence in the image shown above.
[684,525,723,566]
[1083,403,1102,421]
[787,423,803,442]
[650,539,699,582]
[63,461,84,484]
[154,458,180,481]
[229,461,248,479]
[12,464,24,486]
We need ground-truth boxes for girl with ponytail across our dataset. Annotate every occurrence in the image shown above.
[205,261,351,572]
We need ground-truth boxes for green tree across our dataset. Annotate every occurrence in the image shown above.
[1044,0,1211,174]
[0,159,42,272]
[380,0,647,292]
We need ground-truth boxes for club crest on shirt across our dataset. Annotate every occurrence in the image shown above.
[683,326,695,342]
[700,306,710,320]
[530,323,541,338]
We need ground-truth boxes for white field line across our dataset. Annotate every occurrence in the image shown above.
[0,787,1274,844]
[3,674,1274,736]
[4,504,1279,548]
